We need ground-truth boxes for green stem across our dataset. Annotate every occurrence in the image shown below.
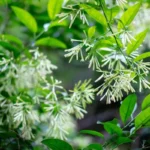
[99,0,131,68]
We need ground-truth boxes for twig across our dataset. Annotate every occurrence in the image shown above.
[99,0,131,68]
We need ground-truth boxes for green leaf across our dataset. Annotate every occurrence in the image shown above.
[115,137,132,146]
[0,127,17,138]
[0,41,20,58]
[88,26,96,38]
[135,107,150,129]
[103,122,122,135]
[105,6,120,22]
[0,34,23,47]
[84,143,103,150]
[120,94,137,124]
[92,39,114,51]
[145,121,150,127]
[12,6,38,33]
[126,29,148,55]
[0,131,17,138]
[118,2,141,30]
[142,94,150,110]
[47,0,64,20]
[97,119,118,126]
[42,139,73,150]
[0,0,9,5]
[134,52,150,61]
[49,20,68,28]
[80,4,107,27]
[80,130,104,138]
[35,37,67,49]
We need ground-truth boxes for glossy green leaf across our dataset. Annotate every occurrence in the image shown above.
[35,37,67,49]
[126,29,148,55]
[134,52,150,61]
[97,118,118,125]
[47,0,63,20]
[80,4,107,27]
[88,26,96,38]
[80,130,104,138]
[142,94,150,110]
[120,94,137,123]
[118,2,141,30]
[12,6,38,33]
[116,137,132,146]
[42,139,73,150]
[135,107,150,129]
[84,143,103,150]
[103,122,122,135]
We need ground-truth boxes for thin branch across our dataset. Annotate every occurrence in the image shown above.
[99,0,131,68]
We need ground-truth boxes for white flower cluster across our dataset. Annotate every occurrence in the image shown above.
[116,0,127,7]
[66,80,95,118]
[57,4,89,28]
[61,0,150,104]
[0,48,95,140]
[96,72,136,104]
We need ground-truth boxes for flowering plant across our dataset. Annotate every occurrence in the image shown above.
[59,0,150,104]
[0,0,150,150]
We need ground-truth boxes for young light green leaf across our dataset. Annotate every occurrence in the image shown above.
[103,122,122,135]
[135,107,150,129]
[47,0,64,20]
[80,130,104,138]
[12,6,38,33]
[105,6,120,22]
[84,143,103,150]
[80,4,107,27]
[92,39,114,52]
[42,139,73,150]
[120,94,137,124]
[49,20,68,28]
[35,37,67,49]
[126,29,148,55]
[88,26,96,38]
[142,94,150,110]
[118,2,141,30]
[134,52,150,61]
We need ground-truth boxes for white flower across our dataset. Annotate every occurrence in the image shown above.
[43,23,50,32]
[96,73,136,104]
[44,77,63,101]
[121,30,136,46]
[116,0,127,7]
[86,54,101,70]
[139,77,150,92]
[57,5,89,28]
[65,44,84,62]
[66,80,95,118]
